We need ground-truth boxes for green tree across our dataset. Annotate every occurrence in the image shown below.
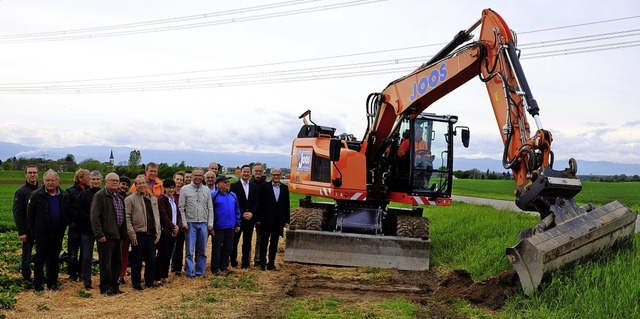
[78,158,104,172]
[128,150,142,170]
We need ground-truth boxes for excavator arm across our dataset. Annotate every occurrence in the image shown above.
[363,9,574,213]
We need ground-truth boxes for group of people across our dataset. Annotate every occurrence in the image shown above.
[12,161,291,295]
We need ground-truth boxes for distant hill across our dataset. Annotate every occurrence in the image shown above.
[1,142,638,176]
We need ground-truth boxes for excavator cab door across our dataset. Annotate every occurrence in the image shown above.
[389,113,459,196]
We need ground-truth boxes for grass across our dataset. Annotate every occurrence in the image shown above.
[426,202,538,280]
[285,298,416,319]
[500,236,640,319]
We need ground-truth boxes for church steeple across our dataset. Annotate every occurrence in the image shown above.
[109,149,114,165]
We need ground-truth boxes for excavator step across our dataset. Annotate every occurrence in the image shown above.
[506,200,637,295]
[285,229,430,270]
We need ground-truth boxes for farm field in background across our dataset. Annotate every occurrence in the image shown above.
[453,179,640,211]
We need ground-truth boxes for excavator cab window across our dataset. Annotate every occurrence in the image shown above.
[408,117,453,194]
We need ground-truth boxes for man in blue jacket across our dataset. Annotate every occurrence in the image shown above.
[210,175,241,275]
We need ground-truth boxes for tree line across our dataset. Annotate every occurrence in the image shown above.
[0,150,276,180]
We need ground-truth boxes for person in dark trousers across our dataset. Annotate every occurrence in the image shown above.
[27,169,71,291]
[116,176,131,285]
[210,176,241,275]
[154,179,181,285]
[91,172,126,296]
[76,170,103,290]
[256,168,290,271]
[12,164,39,283]
[171,171,187,276]
[125,175,161,290]
[250,163,267,266]
[229,164,258,269]
[65,168,90,282]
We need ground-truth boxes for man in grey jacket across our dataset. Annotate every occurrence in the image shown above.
[179,168,213,278]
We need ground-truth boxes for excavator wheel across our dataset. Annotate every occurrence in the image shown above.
[290,207,311,230]
[396,215,430,239]
[304,209,325,231]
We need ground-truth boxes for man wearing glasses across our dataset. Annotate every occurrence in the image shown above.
[91,173,126,296]
[179,168,214,278]
[13,164,39,284]
[28,169,71,291]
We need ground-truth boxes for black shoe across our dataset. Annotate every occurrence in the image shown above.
[118,277,127,284]
[33,286,44,292]
[266,264,277,271]
[101,289,114,296]
[84,284,92,290]
[230,261,238,268]
[112,289,124,295]
[132,284,144,291]
[241,264,250,269]
[260,265,266,271]
[69,275,82,282]
[48,284,60,291]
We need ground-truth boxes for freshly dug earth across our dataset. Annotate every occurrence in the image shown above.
[3,238,519,319]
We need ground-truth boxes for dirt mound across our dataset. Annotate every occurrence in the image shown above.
[432,269,519,310]
[287,266,519,310]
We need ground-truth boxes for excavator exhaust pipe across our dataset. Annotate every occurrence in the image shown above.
[506,199,637,295]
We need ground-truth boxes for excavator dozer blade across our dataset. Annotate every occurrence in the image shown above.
[284,229,430,270]
[506,200,637,295]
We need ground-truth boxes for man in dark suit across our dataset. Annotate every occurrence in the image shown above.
[256,168,290,271]
[229,165,258,269]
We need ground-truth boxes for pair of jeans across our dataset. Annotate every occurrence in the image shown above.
[184,222,208,277]
[67,226,81,278]
[20,236,34,281]
[80,232,95,287]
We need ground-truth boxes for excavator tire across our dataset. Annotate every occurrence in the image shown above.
[290,207,310,230]
[304,209,325,231]
[396,215,430,239]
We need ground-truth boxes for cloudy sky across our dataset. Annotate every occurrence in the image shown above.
[1,0,639,167]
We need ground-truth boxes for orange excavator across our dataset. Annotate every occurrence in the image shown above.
[285,8,637,294]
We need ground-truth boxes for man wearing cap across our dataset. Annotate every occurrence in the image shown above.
[179,168,214,278]
[210,175,241,275]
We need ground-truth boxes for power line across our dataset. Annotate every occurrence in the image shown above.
[0,40,636,94]
[0,0,384,44]
[0,0,320,39]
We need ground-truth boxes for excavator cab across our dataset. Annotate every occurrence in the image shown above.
[388,113,469,198]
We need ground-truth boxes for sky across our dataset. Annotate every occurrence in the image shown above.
[1,0,639,169]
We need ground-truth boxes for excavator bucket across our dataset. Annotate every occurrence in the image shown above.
[506,199,637,295]
[285,229,431,270]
